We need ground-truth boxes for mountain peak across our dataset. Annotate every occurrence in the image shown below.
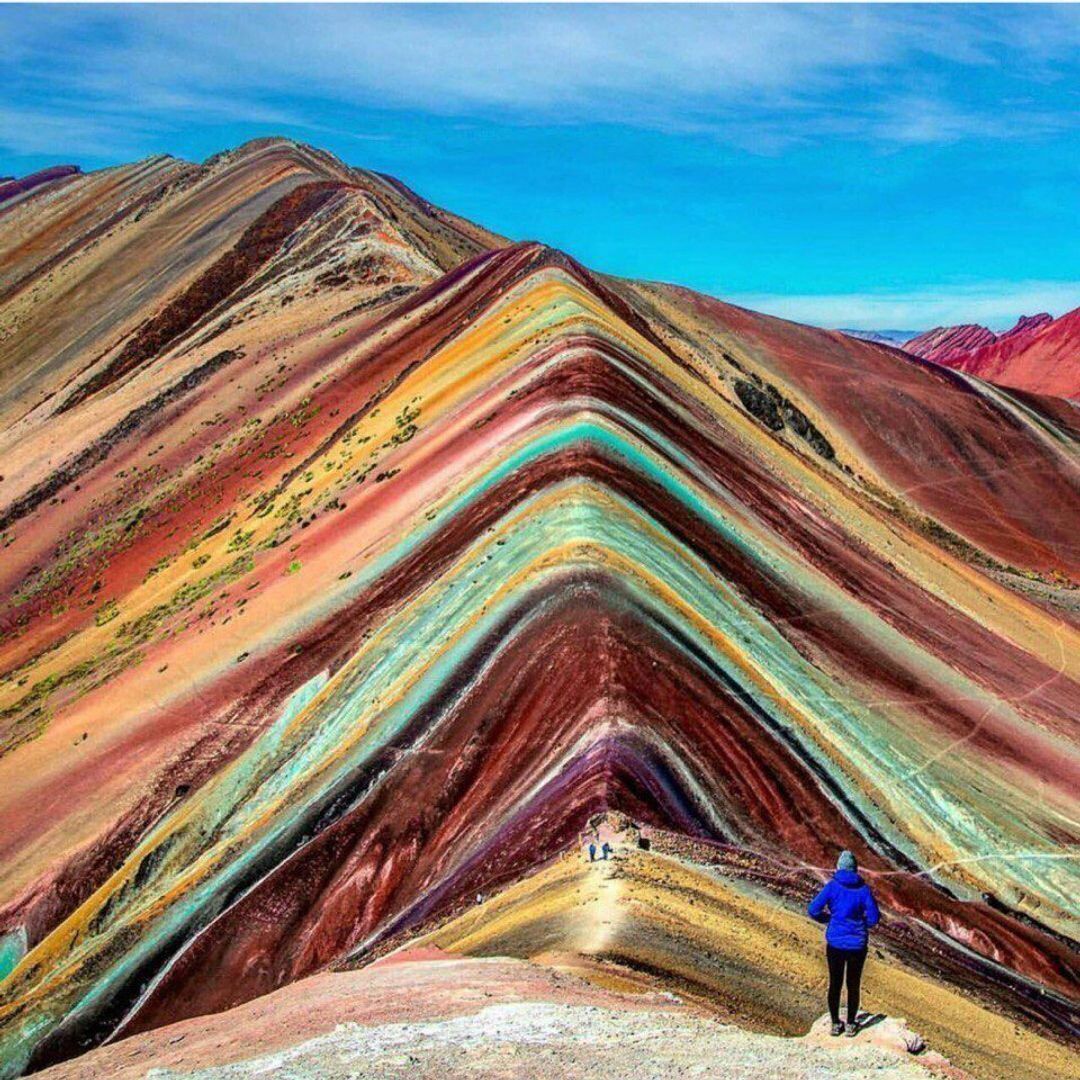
[1001,311,1053,339]
[0,164,81,207]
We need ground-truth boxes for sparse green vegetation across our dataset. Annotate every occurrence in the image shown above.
[227,528,255,552]
[94,600,120,627]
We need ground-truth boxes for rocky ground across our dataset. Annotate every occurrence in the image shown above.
[39,954,966,1080]
[162,1002,955,1080]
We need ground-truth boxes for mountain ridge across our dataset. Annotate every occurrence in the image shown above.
[0,139,1077,1080]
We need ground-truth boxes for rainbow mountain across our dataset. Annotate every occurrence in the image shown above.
[0,139,1077,1079]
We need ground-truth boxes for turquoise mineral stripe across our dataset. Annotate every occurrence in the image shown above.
[0,495,932,1000]
[0,928,25,985]
[2,464,1072,1073]
[0,480,873,1071]
[326,405,1031,730]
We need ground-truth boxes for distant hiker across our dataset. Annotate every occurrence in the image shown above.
[601,842,612,860]
[589,842,597,862]
[807,850,880,1038]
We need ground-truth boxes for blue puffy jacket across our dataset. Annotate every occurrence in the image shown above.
[808,868,880,949]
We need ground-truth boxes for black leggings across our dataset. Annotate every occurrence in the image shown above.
[826,945,867,1024]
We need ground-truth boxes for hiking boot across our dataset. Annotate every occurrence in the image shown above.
[830,1022,845,1037]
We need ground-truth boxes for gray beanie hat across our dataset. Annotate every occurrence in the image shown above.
[837,850,857,872]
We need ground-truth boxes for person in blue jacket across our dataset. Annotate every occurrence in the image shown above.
[808,850,880,1037]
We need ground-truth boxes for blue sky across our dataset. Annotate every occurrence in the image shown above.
[1,4,1077,330]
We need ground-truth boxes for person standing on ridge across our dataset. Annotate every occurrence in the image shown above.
[808,850,880,1037]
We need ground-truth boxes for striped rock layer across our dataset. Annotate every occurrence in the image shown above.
[904,324,998,364]
[0,140,1078,1077]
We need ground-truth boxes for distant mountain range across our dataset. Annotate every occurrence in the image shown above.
[904,314,1051,364]
[905,311,1079,398]
[837,328,919,347]
[840,311,1078,399]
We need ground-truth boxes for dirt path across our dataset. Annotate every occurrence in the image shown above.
[169,999,943,1080]
[38,955,959,1080]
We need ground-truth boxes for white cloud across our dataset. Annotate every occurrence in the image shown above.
[1,4,1078,161]
[872,95,1073,146]
[726,281,1080,333]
